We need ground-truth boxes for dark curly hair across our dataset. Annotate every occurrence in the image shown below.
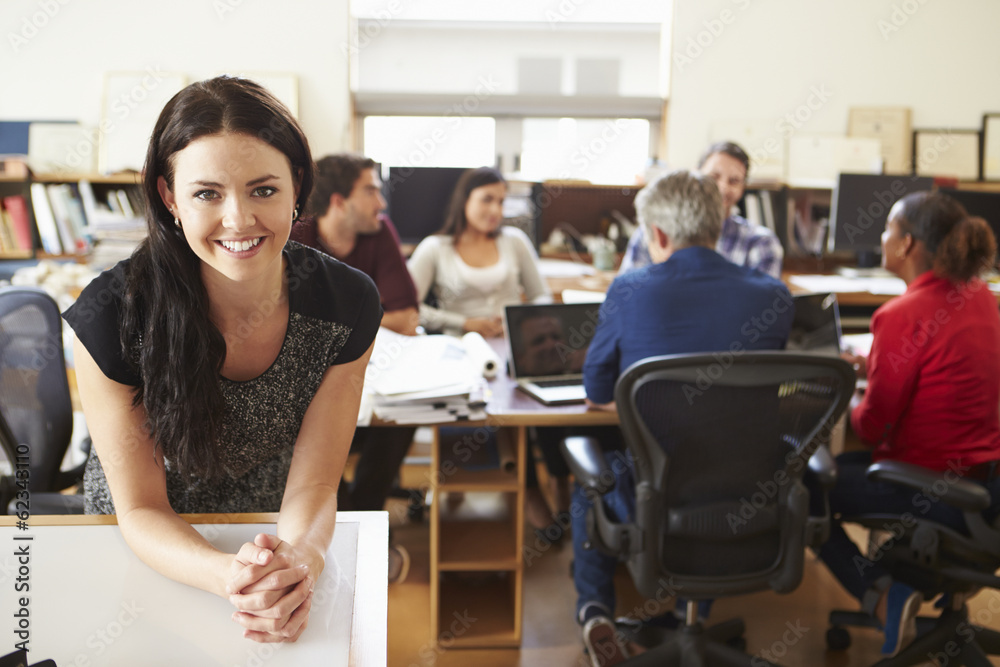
[122,76,314,479]
[893,191,997,283]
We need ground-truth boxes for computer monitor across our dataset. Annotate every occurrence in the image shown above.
[827,173,934,266]
[939,188,1000,244]
[383,167,467,244]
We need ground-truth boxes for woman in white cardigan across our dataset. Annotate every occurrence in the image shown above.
[407,167,551,337]
[407,167,561,531]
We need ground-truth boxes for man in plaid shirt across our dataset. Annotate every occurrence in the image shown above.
[618,141,784,279]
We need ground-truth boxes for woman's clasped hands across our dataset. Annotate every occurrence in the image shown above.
[226,533,320,643]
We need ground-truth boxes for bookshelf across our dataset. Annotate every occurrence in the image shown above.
[429,427,524,648]
[0,167,142,262]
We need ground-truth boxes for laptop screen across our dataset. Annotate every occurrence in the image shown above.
[787,293,842,356]
[503,303,603,380]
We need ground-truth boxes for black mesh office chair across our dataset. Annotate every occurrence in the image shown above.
[562,352,855,666]
[825,460,1000,665]
[0,286,86,514]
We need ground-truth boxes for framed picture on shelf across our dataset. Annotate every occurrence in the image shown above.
[100,71,187,175]
[912,129,980,181]
[983,114,1000,181]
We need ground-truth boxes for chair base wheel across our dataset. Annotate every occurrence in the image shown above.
[406,502,425,523]
[725,635,747,652]
[826,626,851,651]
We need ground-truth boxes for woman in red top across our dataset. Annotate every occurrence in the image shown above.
[820,191,1000,656]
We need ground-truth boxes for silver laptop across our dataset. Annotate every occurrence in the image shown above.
[787,292,843,357]
[503,302,602,405]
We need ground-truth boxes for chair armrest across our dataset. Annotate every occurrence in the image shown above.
[808,446,838,489]
[560,436,614,494]
[867,461,991,513]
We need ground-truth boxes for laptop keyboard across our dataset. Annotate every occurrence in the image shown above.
[532,378,583,388]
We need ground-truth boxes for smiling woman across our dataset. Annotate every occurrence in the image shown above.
[61,77,382,644]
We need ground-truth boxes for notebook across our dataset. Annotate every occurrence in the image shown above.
[503,302,602,405]
[787,292,843,358]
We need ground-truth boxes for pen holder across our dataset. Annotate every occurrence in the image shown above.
[590,238,616,271]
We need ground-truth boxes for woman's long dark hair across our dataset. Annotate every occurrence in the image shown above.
[122,76,314,479]
[894,191,997,283]
[439,167,505,240]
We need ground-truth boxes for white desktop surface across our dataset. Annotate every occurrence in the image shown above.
[1,512,387,666]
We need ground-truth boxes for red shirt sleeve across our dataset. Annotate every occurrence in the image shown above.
[850,304,921,451]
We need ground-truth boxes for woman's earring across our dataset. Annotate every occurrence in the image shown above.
[292,206,300,222]
[174,216,181,228]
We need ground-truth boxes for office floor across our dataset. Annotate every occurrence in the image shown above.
[380,501,1000,667]
[383,493,1000,667]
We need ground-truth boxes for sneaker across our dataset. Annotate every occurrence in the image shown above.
[881,582,921,656]
[582,616,629,667]
[388,544,410,585]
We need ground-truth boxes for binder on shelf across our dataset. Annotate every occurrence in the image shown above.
[0,207,17,253]
[62,184,91,249]
[743,192,764,228]
[29,182,62,254]
[115,189,135,218]
[759,190,777,233]
[78,179,144,231]
[45,183,80,254]
[1,195,34,251]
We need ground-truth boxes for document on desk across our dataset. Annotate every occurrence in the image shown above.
[788,274,906,296]
[1,521,369,666]
[362,328,488,423]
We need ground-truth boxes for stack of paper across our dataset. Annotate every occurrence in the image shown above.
[358,328,490,425]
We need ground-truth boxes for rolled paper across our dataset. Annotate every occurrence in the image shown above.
[461,331,501,379]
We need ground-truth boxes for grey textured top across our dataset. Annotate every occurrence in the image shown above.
[406,226,552,335]
[63,242,381,515]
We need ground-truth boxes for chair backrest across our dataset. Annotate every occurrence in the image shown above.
[0,286,74,492]
[614,351,854,601]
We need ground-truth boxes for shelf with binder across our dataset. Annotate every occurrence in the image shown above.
[0,171,144,262]
[0,177,36,260]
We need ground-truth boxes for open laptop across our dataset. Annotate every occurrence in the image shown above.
[787,292,843,358]
[503,302,602,405]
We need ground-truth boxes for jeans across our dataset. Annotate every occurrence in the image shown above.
[571,449,636,623]
[812,450,1000,603]
[339,426,416,512]
[571,448,714,624]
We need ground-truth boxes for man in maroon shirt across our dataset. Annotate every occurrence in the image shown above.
[291,154,419,335]
[290,154,419,582]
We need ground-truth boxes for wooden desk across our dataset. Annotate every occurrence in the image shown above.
[545,271,615,302]
[0,512,387,666]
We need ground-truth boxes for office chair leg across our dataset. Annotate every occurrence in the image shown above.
[975,626,1000,653]
[877,609,968,667]
[959,642,994,667]
[703,639,773,666]
[705,618,746,645]
[618,641,683,666]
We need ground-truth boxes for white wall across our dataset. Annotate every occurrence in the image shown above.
[357,24,661,97]
[1,0,351,159]
[352,0,668,24]
[667,0,1000,171]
